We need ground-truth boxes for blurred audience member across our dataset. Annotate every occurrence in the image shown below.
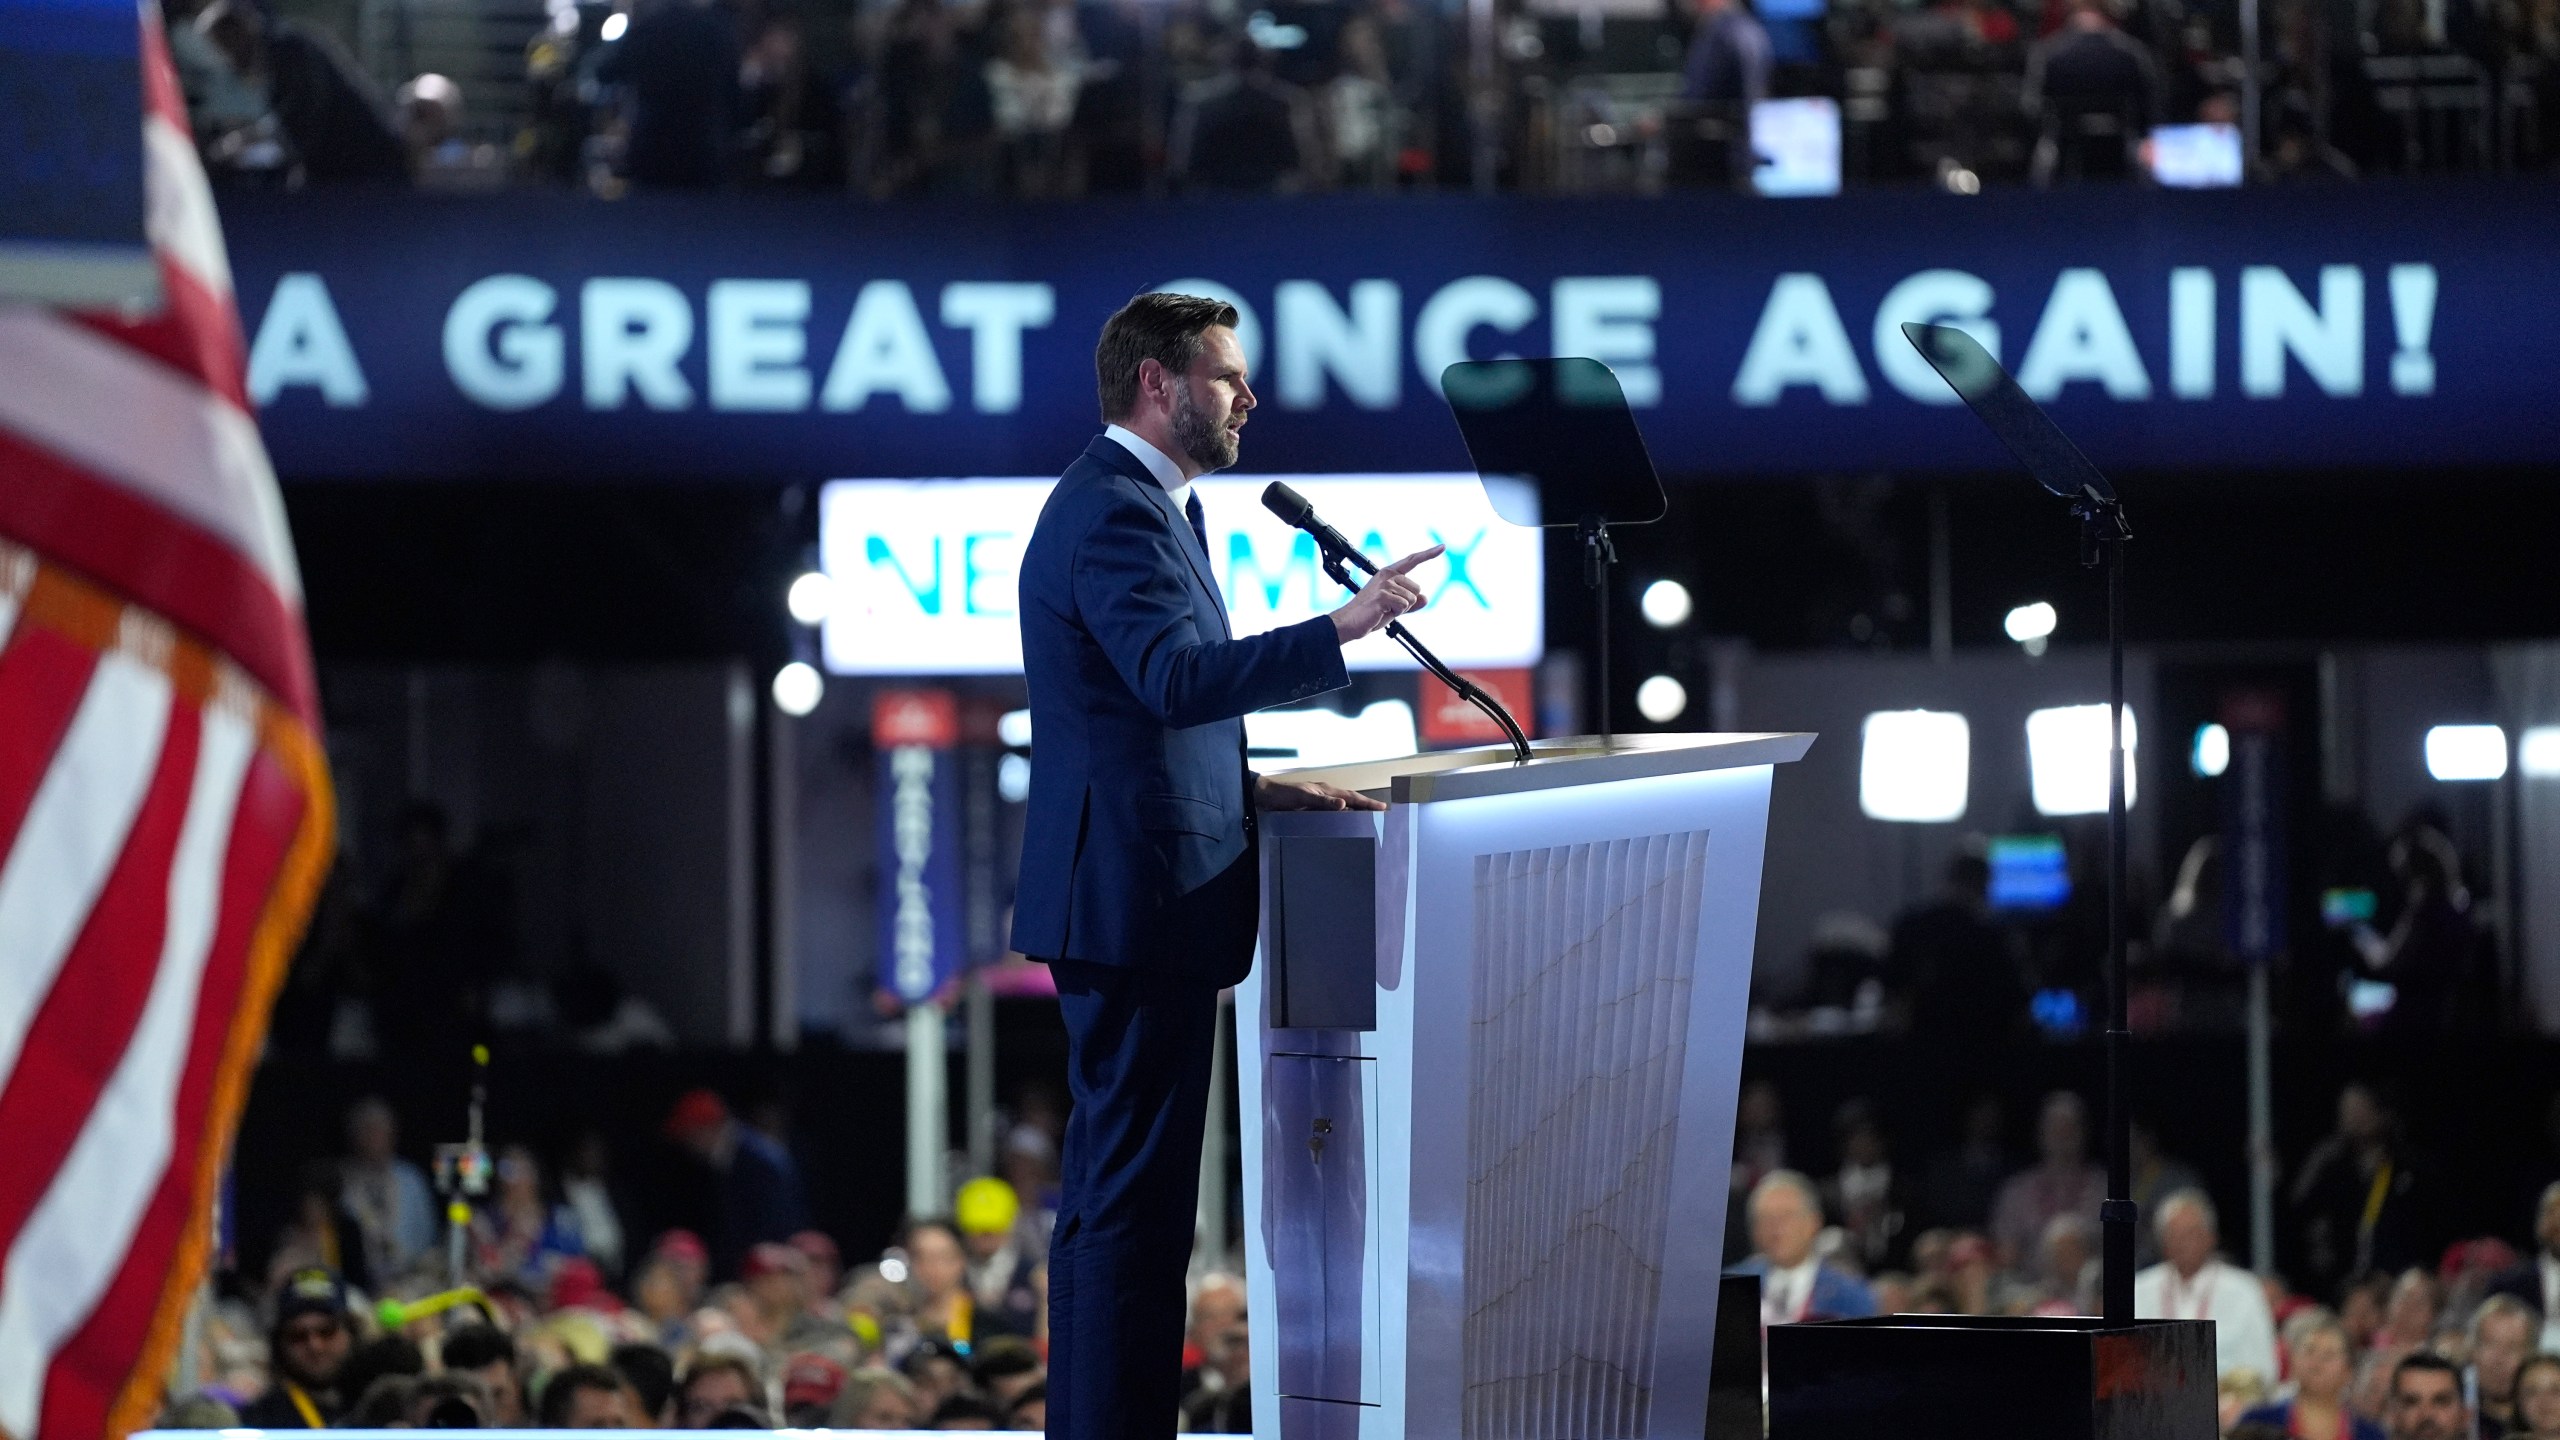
[740,16,844,187]
[1889,849,2027,1047]
[1733,1171,1880,1323]
[189,0,410,184]
[2375,1268,2443,1352]
[1179,1315,1253,1432]
[2486,1182,2560,1350]
[268,1165,374,1296]
[474,1143,588,1284]
[970,1336,1045,1411]
[2354,826,2479,1033]
[2130,1118,2206,1270]
[831,1366,923,1428]
[2135,1190,2277,1381]
[612,1340,679,1426]
[985,6,1081,194]
[2022,0,2159,181]
[781,1352,850,1427]
[339,1096,435,1282]
[2469,1293,2541,1437]
[1823,1098,1908,1273]
[677,1352,765,1428]
[440,1323,527,1425]
[1170,39,1313,190]
[408,1372,495,1427]
[928,1393,1007,1429]
[2511,1354,2560,1440]
[1006,1381,1049,1431]
[540,1361,637,1428]
[664,1090,811,1278]
[2384,1353,2470,1440]
[2023,1213,2097,1315]
[237,1269,353,1428]
[597,0,744,188]
[957,1177,1042,1338]
[1682,0,1773,103]
[2242,1309,2384,1440]
[1991,1092,2106,1278]
[1728,1079,1791,1260]
[561,1131,631,1279]
[1920,1093,2013,1230]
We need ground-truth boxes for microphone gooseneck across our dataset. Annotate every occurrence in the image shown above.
[1258,483,1532,765]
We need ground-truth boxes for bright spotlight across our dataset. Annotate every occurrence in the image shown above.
[2192,723,2230,778]
[786,570,833,626]
[1635,674,1688,724]
[1859,710,1970,822]
[2521,726,2560,779]
[2004,601,2058,644]
[997,708,1033,748]
[1641,580,1694,629]
[2026,704,2139,816]
[997,753,1031,802]
[2425,724,2507,782]
[771,661,823,716]
[599,9,628,40]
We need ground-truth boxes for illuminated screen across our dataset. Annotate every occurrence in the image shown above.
[818,474,1543,675]
[1988,834,2071,912]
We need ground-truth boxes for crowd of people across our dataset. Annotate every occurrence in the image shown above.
[172,1084,1257,1432]
[158,0,2560,197]
[1725,1076,2560,1439]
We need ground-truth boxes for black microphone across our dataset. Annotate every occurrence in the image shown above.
[1261,482,1377,575]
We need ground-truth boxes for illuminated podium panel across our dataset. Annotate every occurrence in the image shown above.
[1236,733,1814,1440]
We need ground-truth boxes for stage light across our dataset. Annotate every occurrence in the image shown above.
[1641,579,1693,629]
[2425,724,2507,782]
[1858,710,1969,822]
[599,10,627,40]
[997,708,1032,748]
[772,661,823,716]
[2026,703,2139,816]
[2004,601,2057,644]
[2192,723,2230,778]
[1636,674,1687,724]
[786,570,833,626]
[2522,726,2560,778]
[997,753,1031,802]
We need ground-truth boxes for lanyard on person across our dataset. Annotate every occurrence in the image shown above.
[2163,1264,2216,1322]
[2359,1161,2394,1242]
[283,1382,324,1429]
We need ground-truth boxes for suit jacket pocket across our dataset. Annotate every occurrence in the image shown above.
[1134,792,1224,837]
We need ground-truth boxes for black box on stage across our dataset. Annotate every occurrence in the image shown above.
[1767,1314,2216,1440]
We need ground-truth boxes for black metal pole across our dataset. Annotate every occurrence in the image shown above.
[2100,531,2137,1325]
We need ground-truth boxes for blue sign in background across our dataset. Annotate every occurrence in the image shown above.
[220,181,2560,482]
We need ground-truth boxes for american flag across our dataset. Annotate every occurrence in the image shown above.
[0,9,334,1440]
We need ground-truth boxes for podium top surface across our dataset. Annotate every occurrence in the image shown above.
[1268,732,1814,805]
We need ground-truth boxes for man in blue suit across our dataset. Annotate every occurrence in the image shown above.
[1729,1170,1882,1324]
[1011,291,1440,1439]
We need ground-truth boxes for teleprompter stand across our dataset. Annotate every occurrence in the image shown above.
[1440,357,1668,742]
[1763,323,2209,1440]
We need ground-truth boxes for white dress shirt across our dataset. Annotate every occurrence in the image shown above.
[1763,1257,1823,1325]
[2134,1258,2277,1382]
[1103,424,1190,497]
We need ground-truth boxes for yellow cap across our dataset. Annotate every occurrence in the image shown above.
[954,1177,1020,1236]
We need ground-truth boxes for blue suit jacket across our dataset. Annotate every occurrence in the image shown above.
[1009,436,1349,982]
[1726,1256,1882,1321]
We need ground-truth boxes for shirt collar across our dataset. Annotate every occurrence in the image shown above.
[1103,424,1192,497]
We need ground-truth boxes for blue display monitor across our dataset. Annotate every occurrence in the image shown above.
[1988,833,2072,912]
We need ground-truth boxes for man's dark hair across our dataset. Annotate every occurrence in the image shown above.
[410,1372,492,1428]
[336,1335,425,1408]
[969,1334,1041,1388]
[1004,1381,1047,1426]
[2392,1351,2463,1393]
[537,1362,629,1427]
[440,1322,517,1373]
[930,1392,1006,1425]
[611,1341,677,1421]
[682,1351,764,1398]
[1094,292,1240,422]
[349,1375,423,1428]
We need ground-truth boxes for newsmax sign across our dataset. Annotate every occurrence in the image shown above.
[219,181,2554,481]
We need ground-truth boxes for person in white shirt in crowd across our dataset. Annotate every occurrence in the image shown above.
[2486,1181,2560,1352]
[1729,1171,1879,1325]
[2133,1187,2276,1383]
[339,1097,436,1282]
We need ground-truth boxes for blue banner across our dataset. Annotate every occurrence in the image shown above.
[874,691,966,1005]
[221,181,2560,482]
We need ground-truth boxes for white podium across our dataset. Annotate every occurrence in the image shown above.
[1235,733,1814,1440]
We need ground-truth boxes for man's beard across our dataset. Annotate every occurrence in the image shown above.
[1170,384,1238,472]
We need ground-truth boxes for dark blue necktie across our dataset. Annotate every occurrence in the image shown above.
[1185,488,1210,558]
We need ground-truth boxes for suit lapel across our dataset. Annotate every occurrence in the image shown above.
[1087,436,1231,640]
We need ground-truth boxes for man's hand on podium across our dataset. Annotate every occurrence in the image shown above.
[1328,544,1443,643]
[1256,776,1388,812]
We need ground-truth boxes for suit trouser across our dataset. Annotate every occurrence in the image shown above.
[1045,956,1223,1440]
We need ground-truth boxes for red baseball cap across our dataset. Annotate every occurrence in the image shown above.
[781,1353,847,1412]
[663,1089,729,1138]
[652,1229,709,1267]
[743,1242,808,1281]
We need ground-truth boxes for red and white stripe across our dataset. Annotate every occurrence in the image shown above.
[0,8,334,1440]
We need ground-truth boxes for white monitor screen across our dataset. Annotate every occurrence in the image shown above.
[818,474,1543,676]
[1751,97,1842,197]
[2147,123,2243,188]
